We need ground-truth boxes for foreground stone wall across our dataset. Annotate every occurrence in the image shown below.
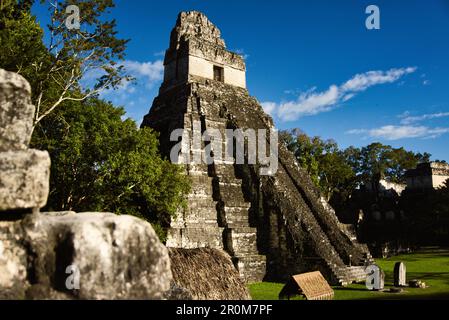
[0,68,172,299]
[0,212,171,299]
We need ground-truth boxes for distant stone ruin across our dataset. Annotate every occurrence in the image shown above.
[405,162,449,190]
[142,11,373,285]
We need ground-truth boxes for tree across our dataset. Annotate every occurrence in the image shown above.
[352,143,429,185]
[281,130,320,186]
[319,151,357,201]
[1,0,130,130]
[281,129,356,201]
[281,130,433,207]
[32,98,191,241]
[0,0,48,79]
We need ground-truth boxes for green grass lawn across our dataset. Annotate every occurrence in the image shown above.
[249,248,449,300]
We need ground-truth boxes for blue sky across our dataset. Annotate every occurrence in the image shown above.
[32,0,449,160]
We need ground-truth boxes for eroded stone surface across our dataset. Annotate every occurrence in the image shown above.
[0,69,35,152]
[0,212,172,300]
[171,11,226,48]
[0,149,51,211]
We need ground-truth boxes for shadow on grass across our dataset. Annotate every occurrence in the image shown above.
[362,291,449,300]
[334,287,371,292]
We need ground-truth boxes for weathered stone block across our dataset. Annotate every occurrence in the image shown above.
[233,255,267,283]
[167,225,224,249]
[0,69,35,152]
[0,149,50,211]
[225,228,259,255]
[0,212,172,299]
[0,222,28,299]
[394,261,407,287]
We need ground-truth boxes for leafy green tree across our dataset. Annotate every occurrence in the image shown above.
[32,99,191,241]
[350,143,430,185]
[281,130,356,201]
[319,151,357,201]
[0,0,48,80]
[281,130,320,185]
[1,0,130,130]
[31,0,131,130]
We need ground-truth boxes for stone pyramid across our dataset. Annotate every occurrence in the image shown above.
[142,11,373,284]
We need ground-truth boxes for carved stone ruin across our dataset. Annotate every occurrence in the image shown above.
[141,11,374,285]
[394,262,407,287]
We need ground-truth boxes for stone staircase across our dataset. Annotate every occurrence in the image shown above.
[177,89,373,286]
[329,264,368,286]
[338,223,375,266]
[263,158,372,286]
[167,106,266,282]
[166,113,224,249]
[207,118,266,283]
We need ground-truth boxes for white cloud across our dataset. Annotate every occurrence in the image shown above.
[342,93,355,102]
[261,102,277,115]
[99,59,163,100]
[262,67,417,121]
[340,67,416,92]
[277,85,339,121]
[123,60,164,86]
[400,112,449,125]
[81,59,164,94]
[346,125,449,140]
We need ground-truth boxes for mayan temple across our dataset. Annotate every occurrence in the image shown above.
[141,11,373,284]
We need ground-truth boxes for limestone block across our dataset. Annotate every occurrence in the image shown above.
[233,255,267,283]
[0,222,28,299]
[0,149,51,211]
[0,212,172,299]
[394,262,407,287]
[225,228,259,255]
[0,69,35,152]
